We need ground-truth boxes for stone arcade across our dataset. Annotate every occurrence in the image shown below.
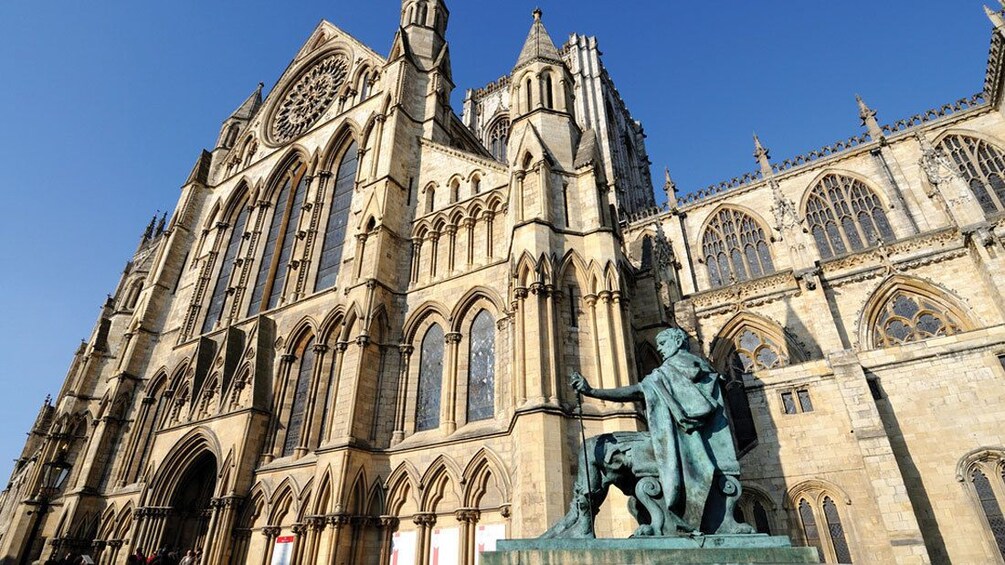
[4,2,1005,564]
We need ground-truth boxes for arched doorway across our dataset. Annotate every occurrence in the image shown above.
[162,451,217,552]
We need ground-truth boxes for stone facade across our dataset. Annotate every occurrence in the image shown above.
[4,3,1005,565]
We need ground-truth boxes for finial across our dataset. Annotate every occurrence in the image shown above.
[533,7,543,21]
[856,94,883,140]
[44,394,51,407]
[753,133,773,177]
[142,214,157,241]
[985,5,1005,29]
[156,212,167,236]
[663,167,679,209]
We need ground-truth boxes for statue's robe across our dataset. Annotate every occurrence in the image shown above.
[639,349,740,532]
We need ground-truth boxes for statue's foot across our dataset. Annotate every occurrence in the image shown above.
[715,519,756,535]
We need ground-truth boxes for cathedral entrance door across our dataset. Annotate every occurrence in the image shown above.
[161,451,217,553]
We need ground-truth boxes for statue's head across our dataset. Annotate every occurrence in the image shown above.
[655,327,688,359]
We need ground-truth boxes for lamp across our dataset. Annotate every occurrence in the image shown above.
[39,450,71,496]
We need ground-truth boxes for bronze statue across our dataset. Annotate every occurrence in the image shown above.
[543,327,754,538]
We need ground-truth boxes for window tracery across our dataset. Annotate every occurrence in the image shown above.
[248,160,309,315]
[939,134,1005,215]
[416,324,444,431]
[960,451,1005,559]
[467,310,496,422]
[702,208,774,288]
[315,141,359,292]
[282,337,316,457]
[792,487,853,564]
[872,291,963,347]
[270,54,349,144]
[203,203,250,334]
[488,119,510,163]
[805,174,894,259]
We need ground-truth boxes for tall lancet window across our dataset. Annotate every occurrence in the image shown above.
[702,208,774,288]
[315,141,359,292]
[248,159,309,315]
[940,134,1005,215]
[467,310,496,422]
[416,324,444,431]
[488,118,510,163]
[202,202,250,334]
[282,337,315,457]
[806,174,893,259]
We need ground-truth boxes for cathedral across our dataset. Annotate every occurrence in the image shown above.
[5,2,1005,564]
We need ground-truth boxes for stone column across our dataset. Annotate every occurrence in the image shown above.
[410,238,423,284]
[514,172,526,222]
[413,513,437,565]
[584,294,605,393]
[301,343,330,452]
[290,523,308,564]
[608,291,630,388]
[513,288,528,405]
[392,345,414,444]
[326,514,350,565]
[464,217,476,266]
[354,232,368,280]
[323,342,349,445]
[428,232,440,278]
[376,516,399,565]
[455,509,480,565]
[543,285,559,404]
[484,212,495,259]
[526,283,547,403]
[443,332,462,433]
[445,225,458,274]
[260,527,280,565]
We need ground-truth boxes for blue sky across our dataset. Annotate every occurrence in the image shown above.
[0,1,990,481]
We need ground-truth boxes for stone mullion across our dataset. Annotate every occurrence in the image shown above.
[527,283,547,402]
[225,201,270,325]
[464,218,476,266]
[485,212,496,259]
[607,291,629,388]
[292,173,328,300]
[299,343,330,452]
[443,332,462,433]
[513,289,528,405]
[428,233,440,278]
[323,342,349,445]
[410,238,422,284]
[456,509,480,565]
[116,395,155,486]
[543,285,559,404]
[181,224,227,340]
[445,225,458,273]
[413,513,437,565]
[584,294,605,394]
[377,516,399,565]
[264,354,297,463]
[392,345,414,444]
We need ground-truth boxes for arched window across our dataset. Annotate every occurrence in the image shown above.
[416,324,444,431]
[526,78,533,111]
[726,328,785,455]
[806,174,894,259]
[425,186,436,214]
[223,123,240,149]
[472,175,482,195]
[488,119,510,163]
[282,337,316,457]
[734,493,773,535]
[939,134,1005,215]
[872,291,963,347]
[358,70,371,100]
[203,202,250,334]
[315,141,359,292]
[794,490,853,564]
[702,208,774,288]
[467,310,496,422]
[450,179,460,203]
[248,159,309,315]
[543,74,554,109]
[960,451,1005,559]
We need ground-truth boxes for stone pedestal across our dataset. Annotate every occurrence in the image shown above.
[481,535,820,565]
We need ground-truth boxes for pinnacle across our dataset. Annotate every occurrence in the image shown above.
[515,7,563,69]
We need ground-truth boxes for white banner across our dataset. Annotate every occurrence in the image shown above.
[474,523,506,565]
[271,535,296,565]
[391,530,417,565]
[430,526,460,565]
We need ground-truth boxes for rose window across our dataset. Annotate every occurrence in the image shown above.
[271,54,349,144]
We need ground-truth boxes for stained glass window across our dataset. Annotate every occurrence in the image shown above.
[973,470,1005,558]
[248,160,308,315]
[202,203,250,334]
[822,497,852,563]
[806,174,894,259]
[873,291,963,348]
[940,134,1005,215]
[488,119,510,163]
[416,324,444,431]
[315,141,359,292]
[282,338,315,457]
[467,310,496,422]
[799,499,825,561]
[702,208,774,288]
[725,327,790,452]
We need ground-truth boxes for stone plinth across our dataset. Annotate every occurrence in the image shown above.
[481,535,820,565]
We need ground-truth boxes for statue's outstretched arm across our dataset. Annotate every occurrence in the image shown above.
[571,371,643,402]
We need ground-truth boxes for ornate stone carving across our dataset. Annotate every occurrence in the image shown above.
[271,54,350,144]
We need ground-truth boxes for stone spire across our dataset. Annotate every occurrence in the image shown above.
[663,167,679,210]
[753,134,773,178]
[228,82,264,121]
[856,94,884,140]
[515,8,563,69]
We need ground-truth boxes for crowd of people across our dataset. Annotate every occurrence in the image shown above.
[40,547,203,565]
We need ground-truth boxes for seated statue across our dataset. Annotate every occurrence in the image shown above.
[542,327,755,538]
